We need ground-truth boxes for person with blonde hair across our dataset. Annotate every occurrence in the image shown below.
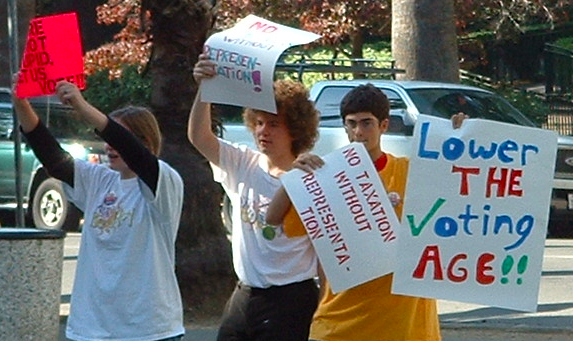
[188,52,320,341]
[13,79,185,341]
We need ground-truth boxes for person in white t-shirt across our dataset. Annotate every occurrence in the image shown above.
[188,52,320,341]
[13,80,185,341]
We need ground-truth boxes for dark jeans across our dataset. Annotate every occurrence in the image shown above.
[158,335,184,341]
[216,279,319,341]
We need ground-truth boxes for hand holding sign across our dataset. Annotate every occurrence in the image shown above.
[16,12,85,98]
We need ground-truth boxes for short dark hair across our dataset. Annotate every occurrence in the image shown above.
[340,83,390,122]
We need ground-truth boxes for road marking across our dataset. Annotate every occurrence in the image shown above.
[544,255,573,259]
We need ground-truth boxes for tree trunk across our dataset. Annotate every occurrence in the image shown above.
[391,0,459,82]
[351,27,366,79]
[144,1,235,323]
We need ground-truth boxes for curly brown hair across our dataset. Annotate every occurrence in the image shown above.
[243,80,319,156]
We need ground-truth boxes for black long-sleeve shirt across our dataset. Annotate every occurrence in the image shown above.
[23,118,160,195]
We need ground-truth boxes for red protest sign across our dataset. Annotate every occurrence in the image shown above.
[16,12,85,98]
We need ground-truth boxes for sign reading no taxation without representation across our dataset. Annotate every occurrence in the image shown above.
[281,143,401,293]
[16,12,85,98]
[200,14,321,113]
[391,115,557,312]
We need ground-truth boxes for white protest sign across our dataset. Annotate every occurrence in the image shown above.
[281,142,400,293]
[200,14,321,113]
[391,115,557,312]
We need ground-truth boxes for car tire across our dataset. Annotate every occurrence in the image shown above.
[32,178,80,231]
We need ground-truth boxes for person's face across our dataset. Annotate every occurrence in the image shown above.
[253,111,294,159]
[344,111,388,155]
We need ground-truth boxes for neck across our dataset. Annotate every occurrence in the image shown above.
[267,154,295,178]
[369,148,383,162]
[120,169,137,179]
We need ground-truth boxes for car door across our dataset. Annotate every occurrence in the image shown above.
[0,105,37,204]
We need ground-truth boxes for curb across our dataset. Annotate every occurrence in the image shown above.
[440,321,573,336]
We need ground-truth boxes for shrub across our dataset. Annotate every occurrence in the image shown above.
[83,65,151,114]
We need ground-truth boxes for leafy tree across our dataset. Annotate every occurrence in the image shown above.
[217,0,391,59]
[454,0,571,38]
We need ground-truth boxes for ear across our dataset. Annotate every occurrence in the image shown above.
[379,118,389,134]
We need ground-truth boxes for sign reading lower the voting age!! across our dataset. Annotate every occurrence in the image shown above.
[16,12,85,98]
[391,115,557,312]
[281,143,400,293]
[200,14,320,113]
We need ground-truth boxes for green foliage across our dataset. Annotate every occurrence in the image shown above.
[276,43,394,88]
[83,65,151,114]
[497,88,550,127]
[555,37,573,50]
[477,82,550,126]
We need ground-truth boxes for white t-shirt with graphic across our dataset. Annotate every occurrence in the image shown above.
[64,159,184,341]
[217,139,317,288]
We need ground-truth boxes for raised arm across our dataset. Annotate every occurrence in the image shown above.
[56,81,160,193]
[12,78,74,186]
[13,95,39,133]
[188,53,220,166]
[56,81,108,131]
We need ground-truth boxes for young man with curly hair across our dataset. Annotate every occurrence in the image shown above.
[188,52,320,341]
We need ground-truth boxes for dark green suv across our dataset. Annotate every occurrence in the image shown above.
[0,87,106,231]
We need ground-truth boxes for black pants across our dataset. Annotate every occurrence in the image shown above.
[216,279,319,341]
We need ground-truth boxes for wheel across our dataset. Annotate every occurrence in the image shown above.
[32,178,81,231]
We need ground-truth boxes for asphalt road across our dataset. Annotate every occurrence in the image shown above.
[2,209,570,340]
[57,233,573,341]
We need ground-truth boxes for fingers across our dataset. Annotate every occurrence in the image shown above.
[451,112,469,129]
[55,81,81,106]
[193,52,216,83]
[293,153,324,173]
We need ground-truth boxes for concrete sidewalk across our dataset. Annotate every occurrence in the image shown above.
[58,237,573,341]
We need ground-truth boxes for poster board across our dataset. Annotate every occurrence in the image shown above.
[391,115,557,312]
[200,14,320,113]
[281,143,400,293]
[16,12,85,98]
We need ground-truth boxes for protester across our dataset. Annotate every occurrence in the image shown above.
[267,84,468,341]
[13,79,185,341]
[188,52,320,341]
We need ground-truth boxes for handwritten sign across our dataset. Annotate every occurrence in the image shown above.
[281,143,400,293]
[200,14,320,113]
[391,115,557,312]
[16,12,85,98]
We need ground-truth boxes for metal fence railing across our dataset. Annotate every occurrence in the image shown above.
[544,44,573,97]
[543,97,573,135]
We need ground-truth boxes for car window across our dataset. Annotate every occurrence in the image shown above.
[406,88,537,127]
[314,85,406,129]
[0,107,13,140]
[0,91,11,103]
